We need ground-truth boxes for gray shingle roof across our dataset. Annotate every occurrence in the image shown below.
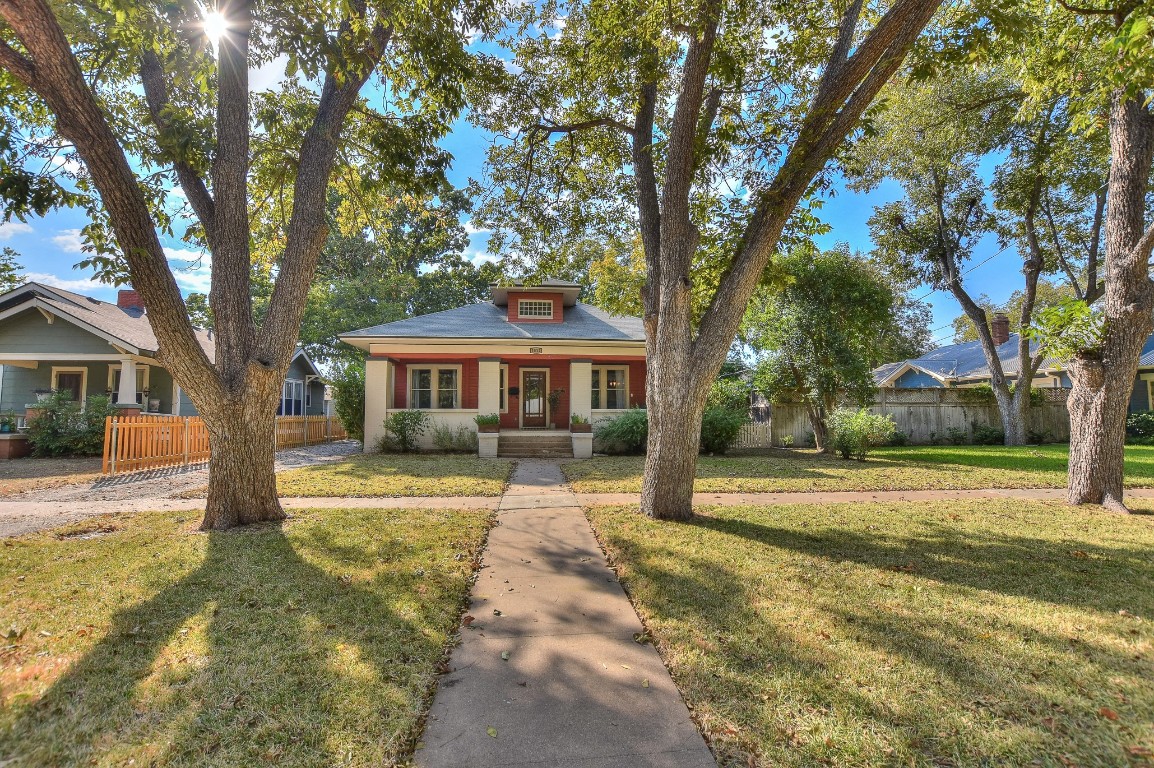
[341,302,646,342]
[0,282,215,359]
[873,332,1082,385]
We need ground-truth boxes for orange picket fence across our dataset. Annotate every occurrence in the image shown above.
[102,414,349,475]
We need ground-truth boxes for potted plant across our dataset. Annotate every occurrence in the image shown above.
[474,413,501,433]
[570,413,592,433]
[33,388,51,402]
[547,388,565,428]
[0,413,15,434]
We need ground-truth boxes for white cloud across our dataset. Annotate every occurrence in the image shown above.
[0,221,33,241]
[464,221,492,235]
[48,154,85,176]
[51,228,85,253]
[250,54,291,93]
[466,249,499,265]
[22,271,106,293]
[165,247,212,293]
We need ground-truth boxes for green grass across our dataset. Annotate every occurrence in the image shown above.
[0,506,492,767]
[564,444,1154,494]
[275,454,514,497]
[586,501,1154,766]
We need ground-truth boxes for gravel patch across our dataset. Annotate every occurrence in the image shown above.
[12,441,362,503]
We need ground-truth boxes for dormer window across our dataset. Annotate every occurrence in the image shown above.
[518,299,554,319]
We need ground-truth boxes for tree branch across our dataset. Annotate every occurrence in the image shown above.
[528,117,635,136]
[0,37,35,85]
[139,50,217,239]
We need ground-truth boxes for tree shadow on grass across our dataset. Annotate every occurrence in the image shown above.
[599,515,1154,766]
[4,517,470,767]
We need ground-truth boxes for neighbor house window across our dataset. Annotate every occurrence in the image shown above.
[108,366,149,405]
[591,367,628,409]
[518,299,554,319]
[409,366,461,409]
[279,379,304,415]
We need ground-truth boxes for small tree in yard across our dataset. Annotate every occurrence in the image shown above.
[470,0,1005,519]
[746,245,909,452]
[0,0,491,528]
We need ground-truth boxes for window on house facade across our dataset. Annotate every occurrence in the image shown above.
[591,367,628,409]
[518,299,554,319]
[499,365,510,413]
[279,379,304,415]
[108,366,149,404]
[409,366,461,409]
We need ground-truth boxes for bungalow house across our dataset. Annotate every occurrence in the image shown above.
[0,282,326,420]
[339,280,646,458]
[874,312,1154,413]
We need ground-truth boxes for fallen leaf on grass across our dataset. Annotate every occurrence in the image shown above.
[1126,745,1154,757]
[1070,550,1090,560]
[1098,707,1119,721]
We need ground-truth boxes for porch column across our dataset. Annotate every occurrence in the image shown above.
[570,359,593,458]
[569,359,592,421]
[364,358,392,453]
[117,358,138,405]
[477,358,501,415]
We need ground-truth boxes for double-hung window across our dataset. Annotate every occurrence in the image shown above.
[498,365,510,413]
[409,366,461,410]
[591,367,628,409]
[518,299,553,319]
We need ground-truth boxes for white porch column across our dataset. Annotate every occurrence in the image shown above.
[364,358,392,453]
[117,358,138,405]
[569,359,592,421]
[477,358,501,416]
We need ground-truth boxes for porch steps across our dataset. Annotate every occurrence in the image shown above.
[497,432,574,458]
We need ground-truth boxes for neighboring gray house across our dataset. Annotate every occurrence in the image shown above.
[0,282,325,418]
[874,312,1154,413]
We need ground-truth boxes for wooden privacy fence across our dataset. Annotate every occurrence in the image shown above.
[103,414,349,475]
[741,388,1073,448]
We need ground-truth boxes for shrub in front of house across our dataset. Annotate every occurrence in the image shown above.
[700,406,748,455]
[595,408,649,455]
[1126,410,1154,444]
[827,408,896,461]
[27,391,116,457]
[594,406,748,456]
[379,410,429,453]
[431,423,478,453]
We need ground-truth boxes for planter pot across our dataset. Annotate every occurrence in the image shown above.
[33,391,51,402]
[570,423,592,433]
[477,424,500,433]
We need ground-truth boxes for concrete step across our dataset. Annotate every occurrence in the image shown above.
[498,451,574,458]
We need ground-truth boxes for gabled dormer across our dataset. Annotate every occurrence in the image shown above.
[490,280,581,324]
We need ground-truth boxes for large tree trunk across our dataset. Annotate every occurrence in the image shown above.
[993,388,1026,445]
[641,374,707,521]
[1066,92,1154,511]
[201,406,284,530]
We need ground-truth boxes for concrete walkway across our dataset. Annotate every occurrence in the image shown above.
[576,486,1142,507]
[416,460,715,768]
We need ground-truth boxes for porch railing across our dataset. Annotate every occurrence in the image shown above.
[102,414,349,475]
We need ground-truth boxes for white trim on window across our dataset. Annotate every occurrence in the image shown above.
[517,299,554,319]
[499,364,510,414]
[280,378,305,416]
[50,366,88,403]
[591,366,629,410]
[408,364,463,410]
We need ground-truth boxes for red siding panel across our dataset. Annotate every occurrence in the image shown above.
[506,292,565,323]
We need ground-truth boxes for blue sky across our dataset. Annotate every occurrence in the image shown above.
[2,98,1022,351]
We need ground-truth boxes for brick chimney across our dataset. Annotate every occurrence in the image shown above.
[991,312,1010,345]
[117,289,144,312]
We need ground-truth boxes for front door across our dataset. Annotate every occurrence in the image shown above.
[521,370,547,428]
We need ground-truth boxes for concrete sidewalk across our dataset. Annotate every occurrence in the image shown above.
[416,460,715,768]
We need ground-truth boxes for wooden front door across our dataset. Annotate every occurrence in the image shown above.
[521,370,548,428]
[56,372,83,402]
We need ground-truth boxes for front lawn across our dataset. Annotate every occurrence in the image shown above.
[564,444,1154,494]
[587,501,1154,766]
[275,454,514,497]
[0,506,491,767]
[0,456,103,497]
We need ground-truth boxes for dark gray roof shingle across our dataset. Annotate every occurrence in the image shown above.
[0,282,215,358]
[341,302,646,342]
